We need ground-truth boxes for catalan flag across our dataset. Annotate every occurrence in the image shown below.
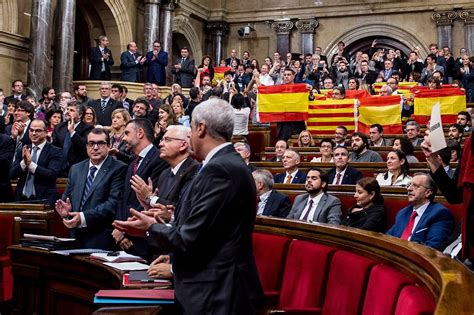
[358,95,403,134]
[257,83,309,122]
[307,98,356,135]
[373,82,417,95]
[413,88,466,124]
[212,66,232,84]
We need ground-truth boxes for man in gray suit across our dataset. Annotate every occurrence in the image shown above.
[120,41,144,82]
[55,128,127,250]
[171,47,195,88]
[287,168,342,224]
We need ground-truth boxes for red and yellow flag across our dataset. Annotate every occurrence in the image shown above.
[373,82,417,95]
[307,98,356,135]
[358,95,402,134]
[257,84,309,122]
[413,88,466,124]
[212,66,232,84]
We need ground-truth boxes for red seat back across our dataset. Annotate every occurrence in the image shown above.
[322,251,375,315]
[394,284,435,315]
[0,216,14,257]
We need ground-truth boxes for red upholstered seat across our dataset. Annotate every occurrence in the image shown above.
[278,240,335,312]
[322,251,375,315]
[394,284,435,315]
[362,264,413,315]
[252,233,291,302]
[0,215,15,302]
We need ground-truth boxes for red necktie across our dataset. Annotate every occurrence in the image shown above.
[335,173,342,185]
[132,156,142,175]
[400,211,418,240]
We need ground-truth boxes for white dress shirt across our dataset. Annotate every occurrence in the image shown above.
[331,167,347,185]
[408,201,430,240]
[257,190,272,216]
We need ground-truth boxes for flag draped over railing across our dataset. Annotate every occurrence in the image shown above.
[373,82,418,95]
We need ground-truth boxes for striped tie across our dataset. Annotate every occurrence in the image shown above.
[80,166,97,211]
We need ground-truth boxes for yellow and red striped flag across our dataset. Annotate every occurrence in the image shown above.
[358,95,402,134]
[257,83,309,122]
[212,66,232,84]
[413,88,466,124]
[373,82,417,95]
[307,98,356,135]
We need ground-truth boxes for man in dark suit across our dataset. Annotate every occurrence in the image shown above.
[0,134,15,202]
[144,40,168,85]
[225,49,241,67]
[5,100,34,160]
[52,102,93,175]
[171,47,195,88]
[56,128,127,250]
[328,146,363,185]
[234,142,257,172]
[4,80,27,105]
[89,82,123,126]
[113,99,264,313]
[387,173,454,250]
[89,35,114,80]
[10,120,62,206]
[120,41,144,82]
[274,149,306,184]
[287,168,342,224]
[271,139,288,162]
[253,169,291,218]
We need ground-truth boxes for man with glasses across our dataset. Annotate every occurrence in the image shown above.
[405,121,423,146]
[144,40,168,86]
[386,173,454,250]
[55,128,127,250]
[10,119,62,206]
[89,82,123,126]
[4,80,27,105]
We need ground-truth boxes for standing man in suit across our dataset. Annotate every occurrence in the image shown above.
[4,80,27,105]
[387,173,454,250]
[0,134,15,202]
[120,42,144,82]
[225,49,241,67]
[5,100,34,154]
[171,47,195,88]
[144,40,168,85]
[274,149,306,184]
[89,35,114,80]
[113,99,264,314]
[55,128,127,250]
[10,120,62,206]
[287,168,342,224]
[89,82,123,126]
[52,102,92,175]
[253,169,291,218]
[328,146,363,185]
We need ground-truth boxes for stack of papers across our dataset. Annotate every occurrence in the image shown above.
[103,262,149,271]
[90,251,147,263]
[21,233,77,251]
[94,289,174,305]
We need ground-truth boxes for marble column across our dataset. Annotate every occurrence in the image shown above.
[431,11,457,49]
[161,1,175,85]
[144,0,160,53]
[53,0,76,93]
[460,10,474,55]
[28,0,53,98]
[271,21,294,56]
[295,19,319,55]
[206,22,229,66]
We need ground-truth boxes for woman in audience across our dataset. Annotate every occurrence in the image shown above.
[331,86,346,99]
[83,106,97,127]
[197,55,214,82]
[45,109,63,141]
[108,108,133,164]
[251,59,260,70]
[342,177,386,232]
[298,130,315,147]
[231,93,250,136]
[392,137,419,163]
[376,150,412,186]
[154,104,178,145]
[311,138,334,162]
[172,99,190,127]
[348,77,360,90]
[456,54,474,102]
[4,99,16,126]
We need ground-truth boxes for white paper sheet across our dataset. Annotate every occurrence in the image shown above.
[428,102,447,153]
[103,262,150,271]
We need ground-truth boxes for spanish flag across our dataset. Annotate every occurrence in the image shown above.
[212,66,232,84]
[307,98,356,135]
[257,84,309,122]
[413,88,466,124]
[373,82,417,95]
[358,95,402,134]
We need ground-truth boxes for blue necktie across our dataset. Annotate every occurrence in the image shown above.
[80,166,97,211]
[23,146,39,198]
[101,99,107,113]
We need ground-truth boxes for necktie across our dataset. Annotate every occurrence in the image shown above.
[80,166,97,211]
[400,210,418,240]
[256,196,261,212]
[101,99,107,113]
[23,146,39,198]
[301,200,314,222]
[160,171,175,197]
[132,156,142,175]
[284,174,293,184]
[181,57,185,64]
[336,173,342,185]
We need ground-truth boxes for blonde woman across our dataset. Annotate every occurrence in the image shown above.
[298,130,315,147]
[108,108,133,164]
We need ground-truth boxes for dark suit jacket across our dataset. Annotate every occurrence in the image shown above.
[52,121,92,173]
[89,98,123,126]
[5,122,31,147]
[89,46,114,80]
[120,51,141,82]
[63,156,127,250]
[171,57,195,88]
[225,57,240,66]
[0,134,14,202]
[10,142,62,206]
[386,202,454,250]
[145,50,169,85]
[328,166,363,185]
[274,169,306,184]
[4,95,26,105]
[262,190,291,218]
[146,144,264,313]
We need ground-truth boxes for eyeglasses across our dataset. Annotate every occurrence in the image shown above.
[30,128,46,133]
[160,136,186,143]
[407,182,430,190]
[86,141,108,148]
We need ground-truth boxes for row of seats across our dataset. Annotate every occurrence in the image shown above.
[253,233,435,315]
[0,216,15,303]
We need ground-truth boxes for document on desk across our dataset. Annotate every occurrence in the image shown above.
[103,262,149,271]
[91,251,146,263]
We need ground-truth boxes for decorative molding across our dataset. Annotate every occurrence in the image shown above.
[271,20,294,34]
[459,10,474,24]
[295,19,319,33]
[206,21,229,35]
[173,14,203,63]
[104,0,133,46]
[161,0,177,11]
[431,11,457,26]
